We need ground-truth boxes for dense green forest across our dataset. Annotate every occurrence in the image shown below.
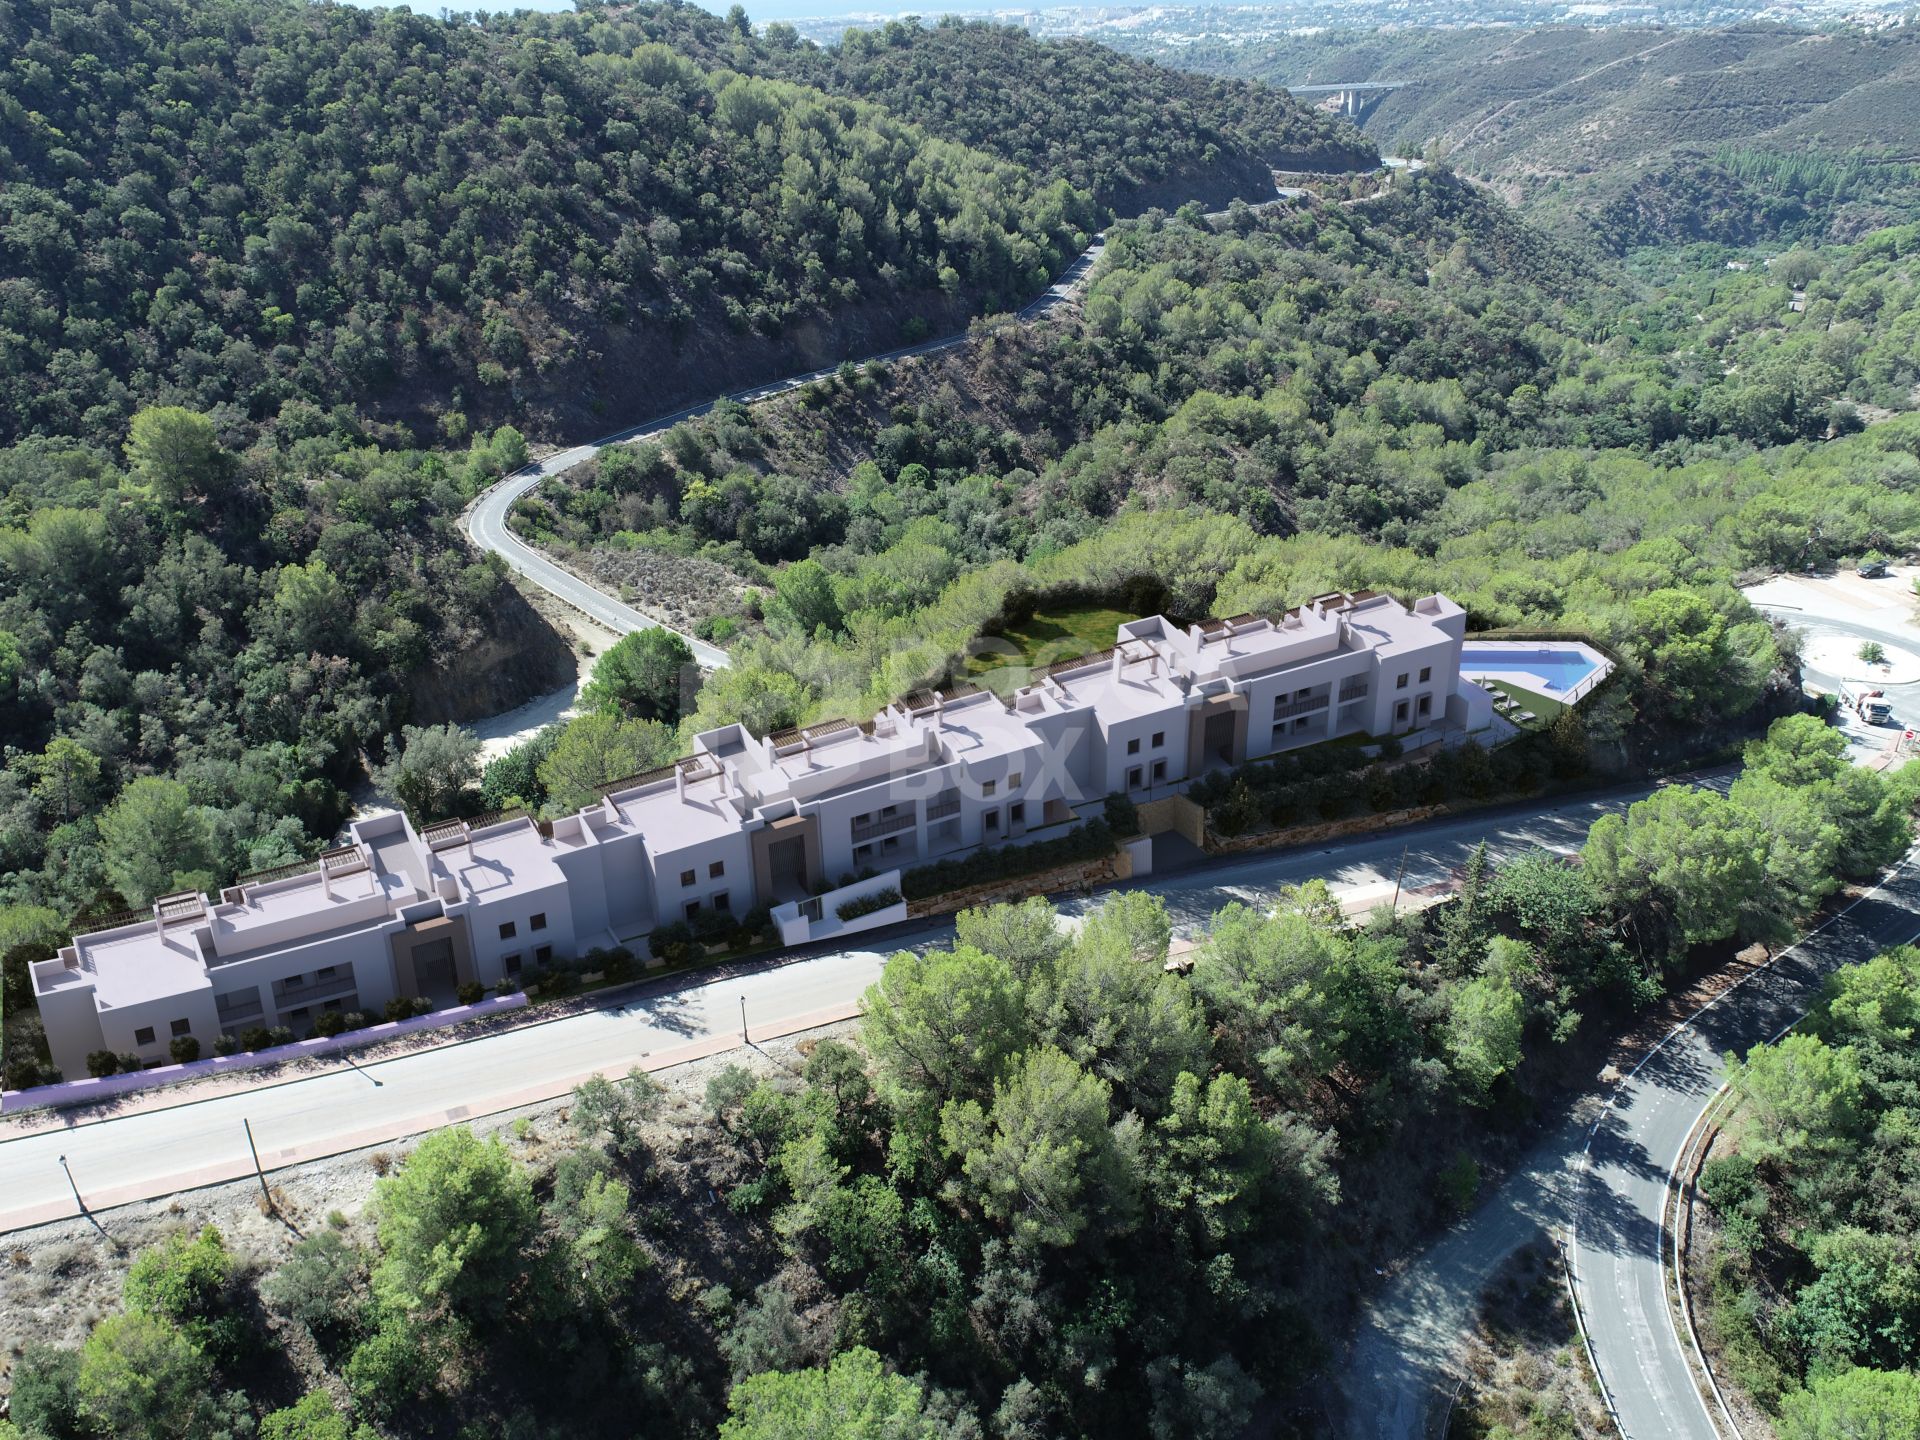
[0,0,1362,444]
[514,175,1920,744]
[6,719,1911,1439]
[1701,943,1920,1433]
[1110,22,1920,251]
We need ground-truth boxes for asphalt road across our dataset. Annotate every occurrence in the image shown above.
[1571,854,1920,1440]
[0,781,1644,1237]
[1346,805,1920,1440]
[460,235,1109,668]
[1756,602,1920,756]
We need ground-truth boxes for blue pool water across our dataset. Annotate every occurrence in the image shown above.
[1459,647,1599,693]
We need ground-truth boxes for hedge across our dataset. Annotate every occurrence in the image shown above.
[901,819,1117,901]
[836,888,904,922]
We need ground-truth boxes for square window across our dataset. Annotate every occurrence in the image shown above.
[708,861,725,879]
[1151,732,1164,749]
[713,891,731,912]
[680,869,696,887]
[1397,673,1409,690]
[854,812,870,827]
[1152,760,1167,782]
[1010,803,1025,824]
[505,954,522,976]
[530,912,547,931]
[1127,737,1141,755]
[535,945,552,964]
[1419,666,1431,683]
[1008,773,1022,789]
[135,1026,155,1046]
[170,1018,191,1038]
[854,844,872,862]
[498,920,516,940]
[982,779,997,797]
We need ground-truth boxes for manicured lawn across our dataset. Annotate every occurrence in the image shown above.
[967,606,1137,691]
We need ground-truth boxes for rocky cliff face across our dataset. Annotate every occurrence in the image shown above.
[405,581,575,728]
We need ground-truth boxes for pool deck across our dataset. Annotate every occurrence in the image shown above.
[1459,640,1614,709]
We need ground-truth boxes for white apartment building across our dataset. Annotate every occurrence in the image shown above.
[30,591,1488,1081]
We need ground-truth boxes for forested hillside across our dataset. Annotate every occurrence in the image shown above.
[0,0,1360,445]
[515,175,1920,742]
[1115,23,1920,250]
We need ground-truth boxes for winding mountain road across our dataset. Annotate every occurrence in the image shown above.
[461,236,1109,668]
[1345,843,1920,1440]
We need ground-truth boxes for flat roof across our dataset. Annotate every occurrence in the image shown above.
[438,818,570,902]
[606,769,750,852]
[1051,653,1187,723]
[69,924,213,1010]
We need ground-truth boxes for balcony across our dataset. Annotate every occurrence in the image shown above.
[850,808,916,843]
[1338,683,1369,702]
[271,972,359,1009]
[1272,694,1331,721]
[925,791,961,822]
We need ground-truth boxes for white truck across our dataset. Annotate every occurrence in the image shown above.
[1841,684,1894,724]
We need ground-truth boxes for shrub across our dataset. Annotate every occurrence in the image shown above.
[117,1052,143,1074]
[690,907,738,945]
[261,1230,367,1339]
[312,1010,348,1039]
[240,1026,273,1052]
[900,819,1116,901]
[650,920,695,960]
[1103,791,1140,837]
[344,1311,429,1417]
[212,1034,239,1057]
[383,996,429,1023]
[1437,1151,1481,1214]
[456,981,486,1005]
[267,1025,294,1047]
[341,1011,368,1031]
[836,888,903,922]
[168,1035,200,1065]
[86,1050,119,1078]
[124,1225,246,1363]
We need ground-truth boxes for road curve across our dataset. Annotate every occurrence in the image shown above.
[1345,843,1920,1440]
[461,237,1108,669]
[0,780,1648,1236]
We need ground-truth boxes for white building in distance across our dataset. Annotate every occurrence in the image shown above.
[31,591,1488,1080]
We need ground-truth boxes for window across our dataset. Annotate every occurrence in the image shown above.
[1127,737,1141,755]
[1010,802,1025,825]
[317,965,337,979]
[1396,672,1409,690]
[530,912,547,932]
[679,869,696,887]
[684,901,701,920]
[1419,666,1431,683]
[498,920,516,940]
[504,954,522,976]
[1297,688,1312,701]
[708,861,725,879]
[1417,695,1432,718]
[1008,772,1022,789]
[535,945,552,965]
[854,843,872,863]
[1127,766,1144,790]
[1395,700,1410,722]
[135,1026,155,1046]
[713,891,731,912]
[1151,731,1164,748]
[879,805,896,818]
[170,1018,191,1038]
[982,779,997,796]
[323,999,343,1012]
[984,810,1000,833]
[1152,760,1167,782]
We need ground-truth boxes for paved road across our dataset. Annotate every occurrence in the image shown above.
[1345,811,1920,1440]
[460,235,1109,668]
[1755,603,1920,758]
[1571,854,1920,1440]
[0,782,1645,1236]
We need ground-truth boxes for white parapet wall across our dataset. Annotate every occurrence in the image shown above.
[771,870,907,948]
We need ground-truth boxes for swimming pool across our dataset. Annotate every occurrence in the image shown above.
[1460,645,1604,694]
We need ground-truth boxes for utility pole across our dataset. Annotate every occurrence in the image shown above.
[739,995,748,1044]
[243,1118,272,1211]
[1390,844,1409,914]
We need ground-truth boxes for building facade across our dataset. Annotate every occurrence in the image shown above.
[31,591,1488,1080]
